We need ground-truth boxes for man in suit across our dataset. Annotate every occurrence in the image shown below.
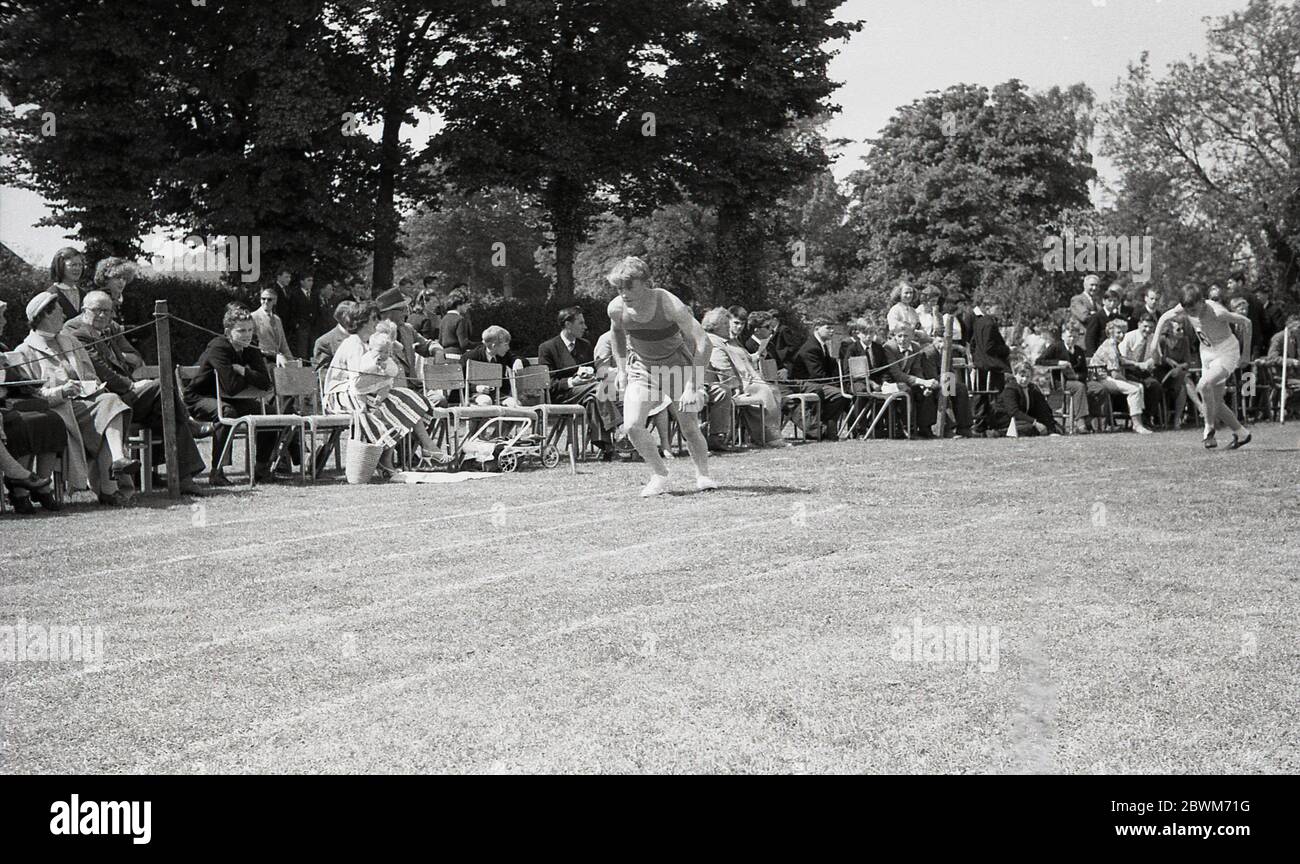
[271,269,316,360]
[375,289,442,389]
[313,300,356,372]
[746,310,796,374]
[1128,286,1164,332]
[968,302,1013,435]
[251,286,296,367]
[880,322,942,437]
[1070,275,1109,354]
[64,291,206,493]
[536,306,619,458]
[784,317,849,440]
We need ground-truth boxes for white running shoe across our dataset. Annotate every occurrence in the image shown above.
[641,475,670,498]
[695,475,720,492]
[1133,422,1154,435]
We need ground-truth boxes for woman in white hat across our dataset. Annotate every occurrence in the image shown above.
[11,292,137,506]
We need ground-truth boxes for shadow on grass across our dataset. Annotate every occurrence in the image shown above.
[665,484,812,497]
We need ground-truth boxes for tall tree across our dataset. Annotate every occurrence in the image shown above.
[849,80,1096,295]
[659,0,860,306]
[1102,0,1300,300]
[427,0,685,301]
[0,0,175,260]
[332,0,458,293]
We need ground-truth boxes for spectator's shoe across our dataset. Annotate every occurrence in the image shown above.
[33,490,61,512]
[1203,430,1218,449]
[111,457,141,478]
[5,472,52,493]
[1228,431,1252,450]
[763,439,793,448]
[5,491,35,515]
[1132,422,1154,435]
[188,421,215,440]
[254,464,274,483]
[707,440,736,453]
[593,440,615,462]
[640,475,670,498]
[97,491,131,507]
[208,471,232,487]
[178,479,206,497]
[695,475,720,492]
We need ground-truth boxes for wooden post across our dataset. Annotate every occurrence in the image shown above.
[1282,328,1290,424]
[936,313,954,438]
[154,300,182,499]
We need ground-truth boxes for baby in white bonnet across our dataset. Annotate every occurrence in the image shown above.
[354,323,400,401]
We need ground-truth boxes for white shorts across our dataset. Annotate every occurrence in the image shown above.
[1199,336,1240,376]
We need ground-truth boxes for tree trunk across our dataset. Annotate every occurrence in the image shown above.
[371,98,404,296]
[713,203,761,308]
[547,173,581,302]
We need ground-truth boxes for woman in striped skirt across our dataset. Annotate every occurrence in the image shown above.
[323,303,442,470]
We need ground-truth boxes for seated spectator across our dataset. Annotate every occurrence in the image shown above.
[1090,318,1154,434]
[65,291,206,495]
[252,286,296,367]
[323,303,441,471]
[784,317,849,440]
[728,306,749,345]
[1262,314,1300,409]
[915,286,946,340]
[881,322,942,437]
[439,286,476,357]
[374,289,443,390]
[746,310,795,372]
[1157,317,1197,429]
[701,307,785,448]
[968,302,1013,434]
[409,288,442,342]
[1119,313,1164,426]
[313,300,356,372]
[1020,315,1049,365]
[355,328,399,400]
[185,304,283,485]
[13,292,138,505]
[0,299,64,513]
[47,246,86,318]
[92,257,148,369]
[536,306,619,458]
[462,325,525,405]
[886,281,932,344]
[992,361,1060,436]
[912,327,974,437]
[1035,322,1095,433]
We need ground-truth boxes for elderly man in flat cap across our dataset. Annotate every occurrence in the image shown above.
[65,290,207,495]
[12,292,138,506]
[374,288,444,392]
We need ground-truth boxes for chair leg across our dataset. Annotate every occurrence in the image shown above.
[568,415,577,474]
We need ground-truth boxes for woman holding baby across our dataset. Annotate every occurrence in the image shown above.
[323,302,442,471]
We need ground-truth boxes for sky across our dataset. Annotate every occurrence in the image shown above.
[0,0,1247,267]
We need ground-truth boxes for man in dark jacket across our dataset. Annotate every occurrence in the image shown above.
[968,303,1014,435]
[992,362,1059,436]
[536,306,618,457]
[784,318,848,439]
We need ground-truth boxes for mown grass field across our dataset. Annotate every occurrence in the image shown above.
[2,424,1297,774]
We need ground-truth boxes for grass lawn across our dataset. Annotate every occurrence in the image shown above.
[2,424,1297,774]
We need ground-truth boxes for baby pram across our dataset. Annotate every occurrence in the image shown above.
[451,415,561,473]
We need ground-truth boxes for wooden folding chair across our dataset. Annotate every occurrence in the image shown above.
[839,355,911,439]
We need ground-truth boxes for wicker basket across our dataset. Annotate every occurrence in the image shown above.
[344,416,386,484]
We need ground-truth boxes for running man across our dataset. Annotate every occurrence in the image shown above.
[1153,284,1253,449]
[606,256,717,497]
